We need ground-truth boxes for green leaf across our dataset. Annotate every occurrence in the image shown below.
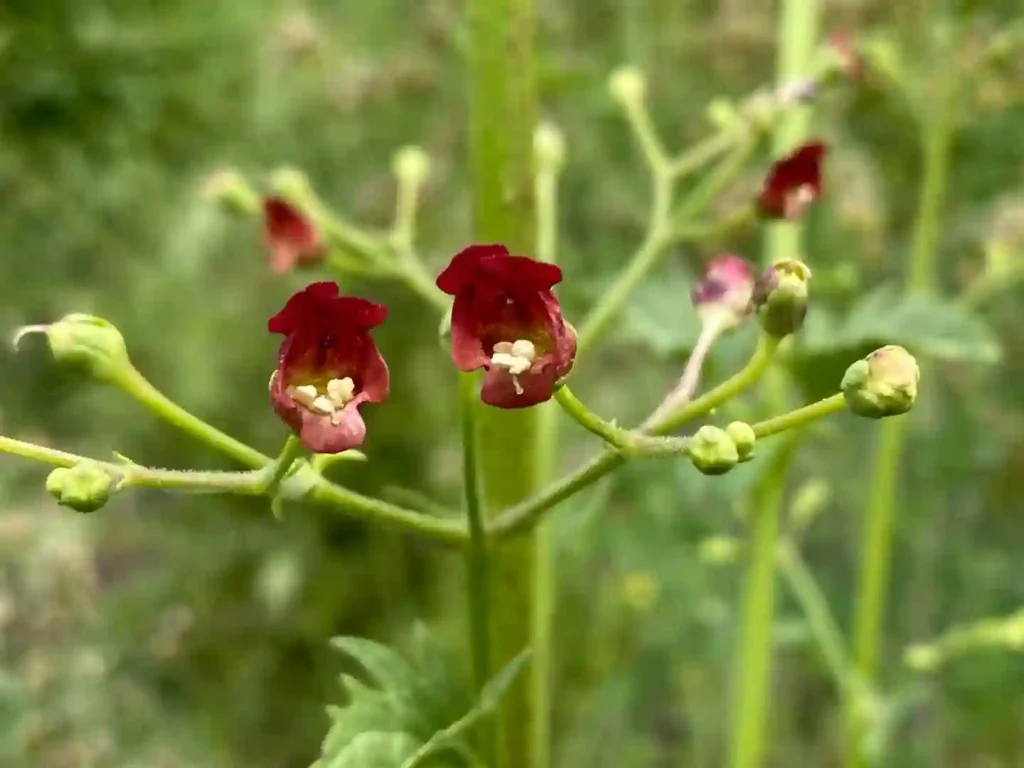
[801,284,1001,363]
[607,266,704,356]
[313,631,527,768]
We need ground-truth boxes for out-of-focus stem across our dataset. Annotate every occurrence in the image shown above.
[845,35,958,768]
[728,2,823,767]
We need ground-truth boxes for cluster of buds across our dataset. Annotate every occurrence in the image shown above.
[688,421,757,476]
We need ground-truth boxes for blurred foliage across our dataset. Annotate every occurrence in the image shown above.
[0,0,1023,766]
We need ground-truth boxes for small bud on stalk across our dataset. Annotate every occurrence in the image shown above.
[46,461,117,514]
[391,146,432,188]
[725,421,756,462]
[608,66,647,108]
[691,255,756,332]
[533,122,567,172]
[688,425,739,476]
[841,345,919,418]
[752,259,812,338]
[14,314,131,383]
[202,167,260,215]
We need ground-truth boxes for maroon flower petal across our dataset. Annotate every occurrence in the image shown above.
[758,142,828,221]
[263,197,323,273]
[268,282,390,453]
[436,243,563,296]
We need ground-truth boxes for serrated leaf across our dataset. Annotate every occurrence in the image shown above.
[801,283,1001,363]
[325,732,420,768]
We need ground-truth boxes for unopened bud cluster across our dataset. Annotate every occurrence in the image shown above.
[689,421,757,476]
[46,461,117,514]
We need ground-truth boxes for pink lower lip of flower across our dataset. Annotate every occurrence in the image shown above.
[436,244,577,409]
[691,255,755,330]
[267,282,389,453]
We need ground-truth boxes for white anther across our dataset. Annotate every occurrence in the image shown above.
[327,377,355,407]
[511,339,536,360]
[289,384,318,408]
[310,395,336,415]
[492,341,514,355]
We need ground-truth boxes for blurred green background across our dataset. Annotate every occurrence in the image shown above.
[1,0,1023,766]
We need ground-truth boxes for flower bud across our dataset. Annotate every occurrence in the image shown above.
[752,259,811,338]
[699,536,741,566]
[725,421,756,462]
[533,122,566,172]
[608,66,647,107]
[688,425,739,476]
[691,255,756,332]
[269,166,313,201]
[46,462,116,514]
[14,314,131,383]
[201,167,260,215]
[841,345,919,419]
[391,145,431,188]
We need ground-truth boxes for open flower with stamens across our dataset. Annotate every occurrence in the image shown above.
[263,197,324,273]
[436,244,576,409]
[758,141,828,221]
[268,282,389,453]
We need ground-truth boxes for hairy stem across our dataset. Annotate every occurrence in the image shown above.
[466,0,540,764]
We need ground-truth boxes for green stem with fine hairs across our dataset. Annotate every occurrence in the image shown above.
[728,2,823,767]
[466,0,540,765]
[845,39,958,768]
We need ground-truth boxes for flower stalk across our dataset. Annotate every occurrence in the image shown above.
[728,1,823,767]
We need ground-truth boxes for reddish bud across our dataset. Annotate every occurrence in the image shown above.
[758,142,828,221]
[436,244,576,409]
[263,198,324,274]
[268,282,389,453]
[690,255,756,331]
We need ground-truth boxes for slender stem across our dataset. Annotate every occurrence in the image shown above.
[490,336,779,538]
[668,130,736,179]
[262,435,303,496]
[729,436,799,768]
[777,540,874,708]
[729,2,822,767]
[0,433,469,545]
[459,373,496,763]
[752,393,845,439]
[531,126,561,768]
[575,173,672,354]
[846,36,958,768]
[467,0,540,765]
[112,365,269,469]
[644,318,726,430]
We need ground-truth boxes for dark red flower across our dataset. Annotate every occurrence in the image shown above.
[691,255,755,331]
[436,244,576,409]
[268,282,389,453]
[263,197,324,274]
[758,142,828,221]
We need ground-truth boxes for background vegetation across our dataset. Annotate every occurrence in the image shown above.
[0,0,1022,766]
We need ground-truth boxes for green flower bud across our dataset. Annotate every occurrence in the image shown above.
[14,314,131,383]
[752,258,811,338]
[533,122,566,172]
[391,145,431,188]
[688,425,739,476]
[608,66,646,107]
[269,166,313,200]
[841,345,919,419]
[699,536,741,566]
[725,421,756,462]
[201,167,260,215]
[46,461,116,514]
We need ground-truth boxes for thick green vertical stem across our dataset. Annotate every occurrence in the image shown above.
[728,2,822,768]
[467,1,539,766]
[845,62,956,768]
